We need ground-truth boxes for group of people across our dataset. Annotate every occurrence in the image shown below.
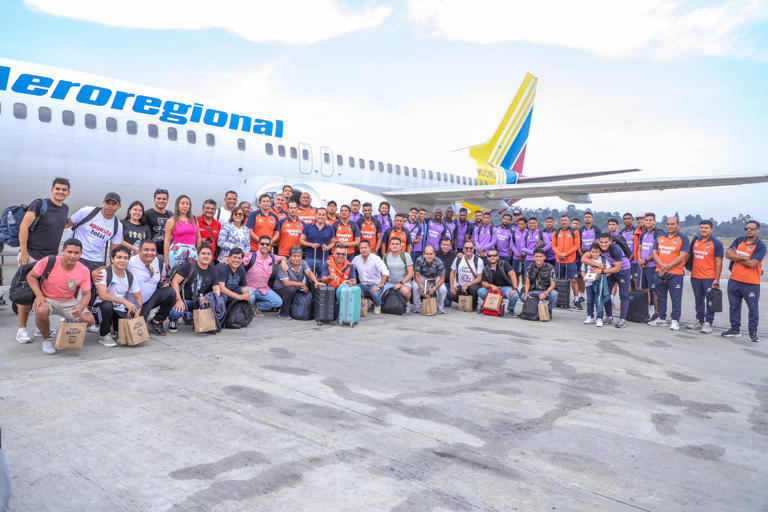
[11,178,765,355]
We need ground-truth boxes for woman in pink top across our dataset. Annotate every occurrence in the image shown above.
[163,195,201,271]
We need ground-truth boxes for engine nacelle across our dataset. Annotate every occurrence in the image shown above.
[256,181,395,214]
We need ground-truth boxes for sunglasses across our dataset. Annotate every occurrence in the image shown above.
[464,247,475,251]
[745,227,758,231]
[154,188,169,195]
[488,254,499,257]
[234,212,244,216]
[259,242,272,246]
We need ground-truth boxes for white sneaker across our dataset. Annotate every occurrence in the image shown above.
[88,324,100,333]
[16,328,32,344]
[32,328,57,338]
[98,335,117,347]
[584,317,595,325]
[373,306,381,315]
[41,340,57,355]
[647,318,668,327]
[604,317,613,325]
[700,322,712,334]
[686,321,702,330]
[669,320,680,331]
[596,318,603,327]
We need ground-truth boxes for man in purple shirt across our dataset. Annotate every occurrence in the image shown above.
[349,199,362,224]
[511,216,528,278]
[576,211,601,305]
[620,212,639,287]
[494,213,514,261]
[375,202,393,247]
[523,217,551,273]
[543,216,557,267]
[404,207,423,261]
[472,212,497,260]
[639,212,663,319]
[454,208,474,251]
[444,207,457,240]
[424,209,452,251]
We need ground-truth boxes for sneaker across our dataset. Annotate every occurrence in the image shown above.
[16,328,32,344]
[277,314,292,320]
[98,335,117,347]
[721,328,740,338]
[41,340,56,355]
[584,317,595,325]
[438,310,446,314]
[647,318,668,327]
[749,331,759,343]
[149,318,167,336]
[88,323,100,333]
[615,319,627,329]
[33,328,57,338]
[596,318,603,327]
[167,320,179,333]
[605,317,613,325]
[669,320,680,331]
[650,313,659,321]
[687,321,703,330]
[574,301,583,310]
[373,306,381,315]
[252,305,264,317]
[700,322,712,334]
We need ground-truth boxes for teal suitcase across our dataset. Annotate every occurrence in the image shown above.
[338,283,362,326]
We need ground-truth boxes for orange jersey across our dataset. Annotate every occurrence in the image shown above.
[385,228,410,252]
[296,207,317,225]
[334,221,360,256]
[270,208,288,222]
[552,228,581,263]
[247,211,278,251]
[325,215,339,227]
[690,237,724,280]
[277,218,305,257]
[358,218,380,248]
[654,233,690,276]
[729,238,766,285]
[324,256,354,288]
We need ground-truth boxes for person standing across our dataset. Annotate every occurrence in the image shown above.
[404,208,423,261]
[238,201,252,219]
[15,177,71,344]
[349,199,362,224]
[620,212,639,287]
[454,208,474,252]
[423,209,450,252]
[198,199,222,260]
[584,234,632,328]
[163,195,200,272]
[325,200,340,226]
[382,213,413,253]
[494,213,514,265]
[296,192,317,225]
[472,213,497,261]
[333,205,360,261]
[552,215,581,309]
[375,202,394,247]
[542,217,557,267]
[357,203,382,255]
[510,216,528,278]
[276,201,305,259]
[216,206,250,262]
[216,190,238,223]
[688,220,724,334]
[271,194,288,222]
[577,211,601,306]
[648,216,690,331]
[247,193,279,253]
[523,217,550,274]
[722,220,766,342]
[443,207,457,241]
[301,208,335,274]
[143,188,172,256]
[638,213,664,319]
[121,201,150,255]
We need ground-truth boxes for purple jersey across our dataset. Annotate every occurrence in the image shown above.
[444,219,457,241]
[580,225,601,251]
[376,214,392,234]
[543,229,556,260]
[472,224,498,252]
[455,221,473,250]
[511,226,527,259]
[404,219,422,251]
[425,220,451,250]
[621,228,636,262]
[349,212,361,223]
[603,244,631,271]
[523,229,552,261]
[495,225,514,258]
[640,229,658,267]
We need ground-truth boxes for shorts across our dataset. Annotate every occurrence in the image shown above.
[38,298,80,321]
[554,261,579,280]
[641,266,657,290]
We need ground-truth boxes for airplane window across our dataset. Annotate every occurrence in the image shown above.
[290,147,297,159]
[387,163,393,174]
[186,130,195,143]
[238,138,246,151]
[369,160,374,171]
[436,172,441,181]
[404,167,409,176]
[421,169,425,179]
[349,156,355,168]
[443,173,448,182]
[278,145,286,157]
[168,127,177,141]
[13,103,27,119]
[302,149,309,160]
[451,174,455,183]
[127,121,138,135]
[378,162,384,173]
[62,110,74,126]
[324,153,331,164]
[265,143,273,155]
[148,124,158,138]
[85,114,96,129]
[429,170,434,180]
[206,133,215,146]
[337,154,343,166]
[359,158,365,169]
[396,165,401,175]
[38,106,51,123]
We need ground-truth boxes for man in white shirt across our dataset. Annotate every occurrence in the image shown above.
[93,246,142,347]
[351,239,389,314]
[448,241,485,309]
[216,190,238,223]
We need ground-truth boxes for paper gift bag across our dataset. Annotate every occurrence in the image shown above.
[193,307,217,333]
[54,320,86,350]
[421,296,437,316]
[483,292,502,312]
[538,299,550,322]
[118,314,150,345]
[458,294,473,312]
[361,298,371,317]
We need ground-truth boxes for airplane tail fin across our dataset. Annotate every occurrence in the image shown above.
[468,72,537,186]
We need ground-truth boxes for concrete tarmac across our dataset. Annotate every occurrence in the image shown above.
[0,282,767,511]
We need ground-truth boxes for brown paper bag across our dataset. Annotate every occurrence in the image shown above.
[458,294,473,312]
[193,307,217,332]
[54,320,86,350]
[421,296,437,316]
[483,291,502,312]
[118,314,150,345]
[538,299,550,322]
[361,298,371,317]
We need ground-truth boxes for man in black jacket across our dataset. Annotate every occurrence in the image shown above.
[477,249,520,315]
[524,249,559,316]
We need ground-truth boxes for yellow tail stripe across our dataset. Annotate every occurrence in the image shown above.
[488,73,537,165]
[491,80,537,167]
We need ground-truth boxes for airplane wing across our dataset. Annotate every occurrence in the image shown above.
[517,168,640,184]
[382,173,768,206]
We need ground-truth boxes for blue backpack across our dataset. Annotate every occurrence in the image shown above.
[291,291,314,320]
[0,200,48,247]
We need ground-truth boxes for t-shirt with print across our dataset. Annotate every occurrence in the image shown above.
[385,252,413,283]
[177,261,218,299]
[25,198,69,260]
[33,256,91,301]
[70,207,123,263]
[94,268,141,312]
[215,264,248,295]
[451,254,484,287]
[142,209,172,253]
[121,220,151,249]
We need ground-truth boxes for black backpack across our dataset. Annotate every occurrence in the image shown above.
[291,291,314,320]
[166,262,198,301]
[381,287,407,315]
[71,207,120,262]
[224,300,255,328]
[518,295,539,320]
[685,236,700,272]
[610,235,633,259]
[105,266,134,291]
[9,256,56,306]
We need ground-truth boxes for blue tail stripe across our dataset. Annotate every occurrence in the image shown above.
[500,108,533,171]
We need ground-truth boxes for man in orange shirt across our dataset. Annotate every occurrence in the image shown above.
[688,220,723,334]
[723,220,766,342]
[357,202,382,254]
[276,201,305,257]
[271,195,288,221]
[333,205,360,261]
[296,192,317,224]
[325,200,339,226]
[648,216,690,331]
[247,193,279,252]
[552,215,581,306]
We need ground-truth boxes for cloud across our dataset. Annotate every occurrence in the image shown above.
[25,0,391,46]
[408,0,768,60]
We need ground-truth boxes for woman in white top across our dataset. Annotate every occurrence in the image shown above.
[216,206,250,262]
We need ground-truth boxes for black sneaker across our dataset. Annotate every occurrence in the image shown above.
[167,320,179,333]
[149,318,167,336]
[721,328,741,338]
[574,301,583,310]
[749,331,759,343]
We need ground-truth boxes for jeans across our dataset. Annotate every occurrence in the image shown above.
[607,269,631,320]
[413,283,447,313]
[358,283,385,307]
[728,279,760,333]
[586,285,611,319]
[656,274,683,321]
[141,287,177,322]
[168,299,196,322]
[690,277,715,324]
[527,289,559,314]
[477,286,519,311]
[249,288,283,312]
[275,286,302,316]
[447,283,482,309]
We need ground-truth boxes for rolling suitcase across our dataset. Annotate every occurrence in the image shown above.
[555,262,571,309]
[338,283,362,326]
[314,285,336,325]
[627,290,649,323]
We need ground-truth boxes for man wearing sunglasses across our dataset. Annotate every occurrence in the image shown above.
[448,242,484,309]
[143,188,172,256]
[723,220,766,342]
[477,249,519,315]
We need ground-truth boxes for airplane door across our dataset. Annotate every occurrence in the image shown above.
[320,146,334,177]
[298,142,312,175]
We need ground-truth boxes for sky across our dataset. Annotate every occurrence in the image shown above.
[1,0,767,221]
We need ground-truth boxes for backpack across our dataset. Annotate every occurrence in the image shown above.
[167,262,198,302]
[224,300,255,328]
[610,235,633,259]
[524,230,545,248]
[381,287,407,315]
[0,200,48,247]
[71,207,120,262]
[9,256,56,306]
[105,266,134,291]
[518,295,539,320]
[685,236,700,272]
[385,252,408,268]
[290,291,314,320]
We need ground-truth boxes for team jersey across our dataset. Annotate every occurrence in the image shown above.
[404,219,422,250]
[376,214,393,234]
[277,218,305,256]
[296,206,317,225]
[383,227,412,252]
[653,233,690,275]
[455,221,473,250]
[321,256,357,288]
[270,208,288,222]
[247,210,279,251]
[357,217,382,250]
[690,236,724,280]
[325,215,340,227]
[729,237,767,285]
[495,225,514,259]
[333,221,360,256]
[552,228,581,264]
[621,227,637,262]
[579,225,601,252]
[640,228,662,266]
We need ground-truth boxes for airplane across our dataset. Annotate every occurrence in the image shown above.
[1,57,766,218]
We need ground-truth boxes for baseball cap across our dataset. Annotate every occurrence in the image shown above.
[512,209,522,215]
[104,192,121,203]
